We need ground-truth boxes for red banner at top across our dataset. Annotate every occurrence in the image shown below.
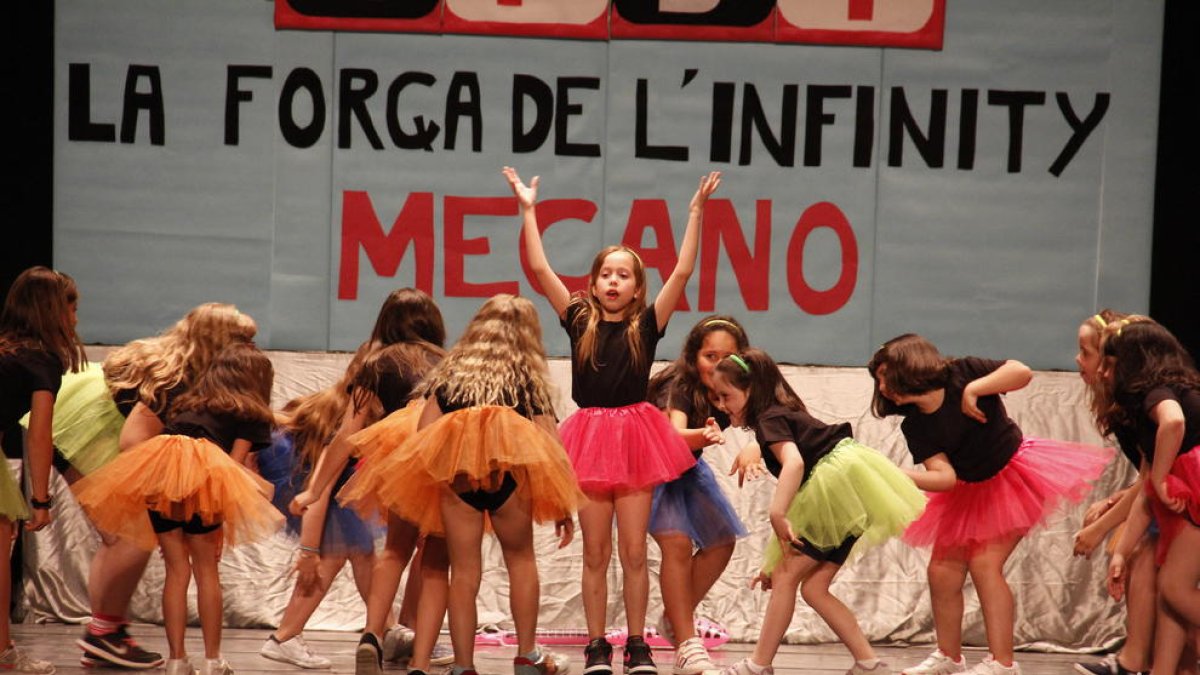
[276,0,945,49]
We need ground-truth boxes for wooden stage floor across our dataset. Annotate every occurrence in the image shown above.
[13,624,1089,674]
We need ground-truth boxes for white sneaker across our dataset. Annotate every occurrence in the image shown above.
[672,637,715,675]
[0,646,56,675]
[430,643,456,667]
[165,658,197,675]
[200,657,233,675]
[964,656,1020,675]
[383,625,417,662]
[901,650,966,675]
[515,645,572,675]
[261,634,332,669]
[847,661,892,674]
[720,658,774,675]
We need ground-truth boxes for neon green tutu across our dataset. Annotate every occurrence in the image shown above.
[763,438,926,574]
[0,459,30,521]
[19,363,123,476]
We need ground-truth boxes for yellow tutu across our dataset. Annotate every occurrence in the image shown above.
[20,363,123,475]
[0,459,30,521]
[339,406,582,535]
[73,435,284,550]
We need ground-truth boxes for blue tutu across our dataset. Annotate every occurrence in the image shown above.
[259,431,379,556]
[649,458,747,549]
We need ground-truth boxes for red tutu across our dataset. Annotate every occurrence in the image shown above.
[559,402,695,493]
[1150,446,1200,565]
[904,437,1113,556]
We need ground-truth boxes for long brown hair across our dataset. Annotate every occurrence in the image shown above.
[867,333,950,417]
[351,340,445,414]
[1099,318,1199,435]
[568,245,650,373]
[367,288,446,349]
[422,294,556,416]
[171,341,274,425]
[104,302,256,413]
[648,315,750,424]
[0,266,85,372]
[712,348,806,430]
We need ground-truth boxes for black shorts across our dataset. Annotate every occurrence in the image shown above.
[791,534,859,565]
[148,510,221,536]
[455,473,518,513]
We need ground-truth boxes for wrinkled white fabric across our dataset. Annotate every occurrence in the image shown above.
[20,351,1130,651]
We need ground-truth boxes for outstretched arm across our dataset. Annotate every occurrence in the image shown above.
[654,171,721,332]
[504,166,571,318]
[290,394,376,515]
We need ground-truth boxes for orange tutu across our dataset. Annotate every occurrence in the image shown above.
[338,399,426,521]
[73,435,284,550]
[339,406,582,535]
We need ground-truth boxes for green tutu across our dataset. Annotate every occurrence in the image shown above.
[0,459,30,521]
[763,438,925,574]
[19,363,123,476]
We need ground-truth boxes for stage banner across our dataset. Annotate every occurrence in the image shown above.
[54,0,1161,369]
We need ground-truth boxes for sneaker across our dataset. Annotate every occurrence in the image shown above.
[584,638,614,675]
[1074,655,1145,675]
[200,658,233,675]
[77,625,165,669]
[260,634,332,669]
[0,645,56,675]
[622,636,657,675]
[847,661,892,674]
[672,637,715,675]
[356,633,383,675]
[901,650,966,675]
[964,656,1019,675]
[383,625,417,663]
[692,618,728,642]
[430,643,456,667]
[164,659,197,675]
[515,646,571,675]
[720,657,774,675]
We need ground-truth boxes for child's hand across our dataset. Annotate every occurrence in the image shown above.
[554,517,575,549]
[1082,496,1115,526]
[294,550,321,593]
[961,382,987,423]
[289,490,315,516]
[25,507,51,533]
[502,166,539,210]
[750,570,772,591]
[1072,522,1104,559]
[770,513,799,550]
[689,171,722,212]
[729,442,765,487]
[1155,479,1186,513]
[702,417,724,446]
[1106,553,1127,601]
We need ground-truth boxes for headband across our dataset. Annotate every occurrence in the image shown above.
[703,318,741,332]
[1091,314,1106,328]
[727,354,750,373]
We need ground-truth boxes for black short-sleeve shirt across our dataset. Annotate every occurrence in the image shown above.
[753,405,852,484]
[0,346,63,429]
[899,357,1023,482]
[1133,385,1200,463]
[666,381,731,430]
[433,386,544,419]
[166,410,273,454]
[562,304,664,408]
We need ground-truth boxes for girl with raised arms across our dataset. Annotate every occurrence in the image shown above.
[504,166,718,675]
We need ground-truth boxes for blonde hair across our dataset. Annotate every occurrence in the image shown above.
[1079,309,1129,432]
[104,302,256,413]
[280,387,345,472]
[0,267,86,372]
[422,294,555,416]
[569,245,648,373]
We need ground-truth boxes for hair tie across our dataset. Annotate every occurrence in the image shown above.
[1092,314,1106,328]
[727,354,750,373]
[703,318,741,332]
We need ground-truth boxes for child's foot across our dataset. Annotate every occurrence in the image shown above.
[201,657,233,675]
[583,637,614,675]
[260,634,331,669]
[164,659,197,675]
[901,650,966,675]
[77,624,164,669]
[720,657,774,675]
[1073,655,1146,675]
[0,645,56,675]
[847,659,892,674]
[515,646,571,675]
[622,636,657,675]
[963,656,1019,675]
[672,637,715,675]
[382,624,416,663]
[431,642,457,667]
[356,633,383,675]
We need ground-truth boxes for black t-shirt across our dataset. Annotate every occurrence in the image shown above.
[0,345,63,429]
[899,357,1023,482]
[666,380,732,430]
[351,348,440,415]
[112,382,185,419]
[433,386,545,419]
[1112,426,1142,469]
[754,404,852,484]
[166,409,273,454]
[562,304,664,408]
[1132,385,1200,464]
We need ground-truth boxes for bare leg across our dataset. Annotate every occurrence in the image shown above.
[578,494,615,638]
[690,542,735,608]
[1119,535,1158,672]
[749,551,820,666]
[157,530,191,660]
[408,537,450,672]
[653,533,696,645]
[0,518,13,649]
[187,529,224,659]
[440,491,486,670]
[614,490,653,637]
[966,534,1022,667]
[489,492,538,655]
[363,515,420,638]
[801,562,876,662]
[90,534,154,619]
[927,546,969,662]
[1152,523,1200,675]
[275,554,349,641]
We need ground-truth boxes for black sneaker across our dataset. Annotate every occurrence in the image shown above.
[622,636,656,675]
[583,638,614,675]
[1074,655,1147,675]
[356,633,383,675]
[77,625,165,669]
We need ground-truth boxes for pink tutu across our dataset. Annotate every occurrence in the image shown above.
[1150,446,1200,565]
[559,402,695,493]
[904,437,1113,556]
